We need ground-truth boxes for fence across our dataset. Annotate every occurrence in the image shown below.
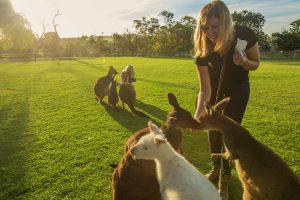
[1,51,300,62]
[0,53,82,63]
[260,50,300,60]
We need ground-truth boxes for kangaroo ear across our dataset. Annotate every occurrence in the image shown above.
[148,121,160,133]
[204,101,212,116]
[167,116,177,125]
[154,135,167,145]
[214,97,230,112]
[168,93,180,109]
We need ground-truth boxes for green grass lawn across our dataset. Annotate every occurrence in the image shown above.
[0,57,299,199]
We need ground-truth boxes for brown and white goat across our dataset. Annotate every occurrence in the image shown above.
[112,93,203,200]
[130,121,220,200]
[197,97,300,200]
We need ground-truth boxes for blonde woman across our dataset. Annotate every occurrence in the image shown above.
[193,1,260,199]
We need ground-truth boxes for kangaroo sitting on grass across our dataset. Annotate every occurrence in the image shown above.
[130,121,221,200]
[112,93,203,200]
[119,65,149,118]
[94,66,117,104]
[197,97,300,200]
[108,74,119,110]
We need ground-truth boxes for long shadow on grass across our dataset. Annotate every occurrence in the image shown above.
[0,97,32,199]
[101,102,156,133]
[72,58,105,71]
[135,99,167,122]
[0,62,28,71]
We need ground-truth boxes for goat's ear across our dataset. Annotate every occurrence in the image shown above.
[168,93,180,109]
[204,101,212,116]
[214,97,230,112]
[148,121,160,133]
[154,135,167,145]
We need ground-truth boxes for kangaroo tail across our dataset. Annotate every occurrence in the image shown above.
[127,102,150,118]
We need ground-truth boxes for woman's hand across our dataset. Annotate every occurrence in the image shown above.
[233,51,248,66]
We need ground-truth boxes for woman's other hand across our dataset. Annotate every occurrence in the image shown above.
[233,51,248,66]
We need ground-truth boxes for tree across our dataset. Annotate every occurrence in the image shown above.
[0,0,15,28]
[290,19,300,33]
[132,11,197,56]
[41,10,62,57]
[232,10,270,50]
[271,19,300,51]
[159,10,175,27]
[133,17,160,35]
[113,30,139,56]
[180,16,197,29]
[0,0,35,54]
[154,16,196,54]
[133,16,161,54]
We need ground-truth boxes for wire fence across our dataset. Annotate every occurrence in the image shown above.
[0,50,300,63]
[260,50,300,60]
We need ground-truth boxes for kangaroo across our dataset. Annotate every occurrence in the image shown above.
[119,65,149,118]
[108,75,119,110]
[112,93,203,200]
[197,98,300,200]
[94,66,117,104]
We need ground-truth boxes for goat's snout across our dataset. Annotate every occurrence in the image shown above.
[129,144,139,159]
[129,147,135,157]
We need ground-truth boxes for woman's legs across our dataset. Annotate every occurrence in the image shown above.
[206,130,223,182]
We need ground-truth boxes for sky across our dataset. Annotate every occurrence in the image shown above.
[11,0,300,38]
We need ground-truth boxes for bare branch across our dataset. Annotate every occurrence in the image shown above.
[52,9,62,35]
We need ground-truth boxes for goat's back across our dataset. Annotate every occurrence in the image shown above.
[158,156,220,200]
[112,151,161,200]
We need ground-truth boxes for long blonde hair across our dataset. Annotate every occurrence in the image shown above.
[194,0,234,58]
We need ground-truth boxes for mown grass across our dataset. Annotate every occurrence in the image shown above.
[0,58,299,200]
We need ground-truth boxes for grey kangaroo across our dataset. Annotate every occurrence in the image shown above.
[94,66,117,104]
[108,75,119,110]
